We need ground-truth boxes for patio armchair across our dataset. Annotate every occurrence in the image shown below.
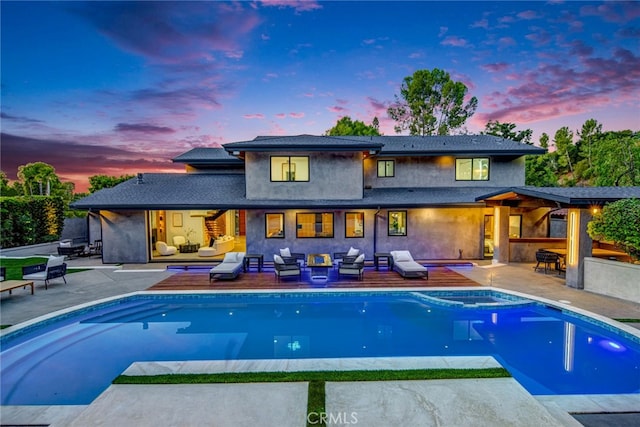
[534,250,559,274]
[22,255,67,289]
[279,248,305,267]
[338,253,365,280]
[274,254,302,282]
[333,247,360,268]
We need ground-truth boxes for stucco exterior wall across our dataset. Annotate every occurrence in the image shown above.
[246,207,484,260]
[244,152,363,200]
[584,257,640,303]
[101,211,148,263]
[363,156,525,188]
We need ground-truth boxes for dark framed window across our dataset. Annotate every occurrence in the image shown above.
[345,212,364,238]
[296,212,334,238]
[455,158,489,181]
[265,213,285,238]
[271,156,309,181]
[377,160,395,177]
[388,210,407,236]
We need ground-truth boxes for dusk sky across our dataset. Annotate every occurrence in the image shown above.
[1,1,639,192]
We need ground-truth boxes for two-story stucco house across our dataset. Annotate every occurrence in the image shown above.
[73,134,550,267]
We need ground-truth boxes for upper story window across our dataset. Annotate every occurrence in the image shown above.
[377,160,395,177]
[456,158,489,181]
[271,156,309,181]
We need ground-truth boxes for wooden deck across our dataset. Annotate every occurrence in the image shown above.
[148,265,481,291]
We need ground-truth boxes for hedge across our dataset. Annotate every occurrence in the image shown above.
[0,196,65,248]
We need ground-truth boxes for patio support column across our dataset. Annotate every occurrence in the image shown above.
[493,206,510,264]
[565,208,593,289]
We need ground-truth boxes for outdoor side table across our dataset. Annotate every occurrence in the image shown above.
[374,252,393,271]
[243,253,264,272]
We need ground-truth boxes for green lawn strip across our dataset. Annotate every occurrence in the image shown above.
[613,318,640,323]
[0,325,11,329]
[307,380,326,427]
[0,257,86,280]
[113,367,510,385]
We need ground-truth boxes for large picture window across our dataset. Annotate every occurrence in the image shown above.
[377,160,395,177]
[296,212,334,238]
[455,158,489,181]
[345,212,364,238]
[265,213,284,238]
[271,156,309,181]
[388,210,407,236]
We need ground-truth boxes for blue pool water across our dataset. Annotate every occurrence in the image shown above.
[1,291,639,405]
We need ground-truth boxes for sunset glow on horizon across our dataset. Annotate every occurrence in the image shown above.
[1,1,638,192]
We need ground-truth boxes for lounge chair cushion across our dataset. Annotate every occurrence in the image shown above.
[47,255,65,268]
[280,248,291,257]
[391,250,413,262]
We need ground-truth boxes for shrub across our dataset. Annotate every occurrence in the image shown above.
[0,196,65,248]
[588,198,640,262]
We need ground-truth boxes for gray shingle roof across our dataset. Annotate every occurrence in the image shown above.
[338,135,546,156]
[477,186,640,205]
[224,135,384,152]
[221,134,544,156]
[172,147,244,165]
[71,173,493,210]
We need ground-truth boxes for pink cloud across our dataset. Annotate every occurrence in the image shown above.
[327,106,347,113]
[517,10,541,20]
[580,1,640,24]
[275,113,287,119]
[243,114,265,119]
[480,62,510,73]
[289,112,305,118]
[475,47,640,126]
[498,37,517,48]
[258,0,322,13]
[470,18,489,29]
[441,36,470,47]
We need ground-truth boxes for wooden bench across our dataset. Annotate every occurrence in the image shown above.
[1,280,35,295]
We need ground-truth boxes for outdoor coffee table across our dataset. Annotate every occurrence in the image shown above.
[1,280,35,295]
[307,254,332,282]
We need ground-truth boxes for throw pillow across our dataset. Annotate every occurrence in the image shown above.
[347,247,359,257]
[355,254,365,263]
[47,255,65,268]
[280,248,291,257]
[274,254,284,264]
[59,241,72,248]
[223,252,237,263]
[394,251,413,262]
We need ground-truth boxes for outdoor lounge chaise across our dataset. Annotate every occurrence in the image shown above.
[390,250,428,279]
[209,252,245,282]
[22,255,68,289]
[338,253,365,280]
[274,254,302,282]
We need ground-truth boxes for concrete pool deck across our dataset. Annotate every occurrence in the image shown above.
[1,255,639,426]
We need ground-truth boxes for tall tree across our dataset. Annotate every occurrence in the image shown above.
[88,174,135,193]
[17,162,62,196]
[482,120,533,144]
[578,119,602,170]
[592,131,640,186]
[325,116,381,136]
[387,68,477,136]
[553,127,575,177]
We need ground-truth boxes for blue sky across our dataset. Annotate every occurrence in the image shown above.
[1,1,639,191]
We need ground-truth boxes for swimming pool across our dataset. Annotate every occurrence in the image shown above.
[1,290,639,405]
